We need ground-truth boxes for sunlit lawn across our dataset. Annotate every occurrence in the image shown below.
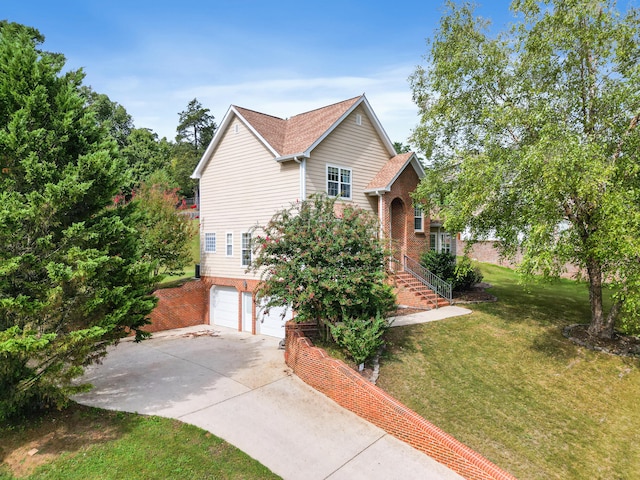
[0,403,279,480]
[378,263,640,479]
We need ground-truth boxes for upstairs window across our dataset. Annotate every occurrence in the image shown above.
[204,233,216,252]
[327,165,352,200]
[414,206,424,232]
[241,233,252,267]
[226,233,233,256]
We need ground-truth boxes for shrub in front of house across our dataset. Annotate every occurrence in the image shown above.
[420,251,483,292]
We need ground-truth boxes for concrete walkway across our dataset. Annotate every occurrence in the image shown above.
[75,324,464,480]
[389,305,473,327]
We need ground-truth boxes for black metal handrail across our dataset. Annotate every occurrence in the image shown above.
[402,255,452,306]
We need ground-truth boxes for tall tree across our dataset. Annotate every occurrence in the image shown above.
[176,98,216,151]
[0,23,156,419]
[82,87,133,149]
[122,128,173,188]
[411,0,640,339]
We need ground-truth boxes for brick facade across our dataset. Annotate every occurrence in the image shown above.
[457,237,584,279]
[145,277,261,333]
[285,322,518,480]
[380,166,428,262]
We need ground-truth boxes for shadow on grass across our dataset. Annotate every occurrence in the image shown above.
[529,325,583,362]
[382,323,425,364]
[1,403,136,477]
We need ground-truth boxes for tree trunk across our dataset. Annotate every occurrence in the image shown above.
[586,258,615,339]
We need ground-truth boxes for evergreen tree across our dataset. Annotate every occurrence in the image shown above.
[0,22,156,420]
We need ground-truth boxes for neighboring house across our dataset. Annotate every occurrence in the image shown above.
[191,95,445,338]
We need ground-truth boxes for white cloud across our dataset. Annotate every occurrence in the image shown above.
[113,63,420,145]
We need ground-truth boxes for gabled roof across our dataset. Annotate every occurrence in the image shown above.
[364,152,425,194]
[192,94,397,178]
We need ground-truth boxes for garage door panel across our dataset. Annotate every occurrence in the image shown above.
[257,303,292,338]
[210,287,238,329]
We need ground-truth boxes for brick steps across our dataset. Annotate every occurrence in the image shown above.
[394,271,449,309]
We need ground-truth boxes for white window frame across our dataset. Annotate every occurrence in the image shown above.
[241,232,252,267]
[414,206,424,233]
[430,227,453,254]
[326,164,352,200]
[226,232,233,257]
[204,232,216,253]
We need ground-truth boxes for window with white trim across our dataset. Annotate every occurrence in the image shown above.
[414,206,424,232]
[204,233,216,252]
[241,232,252,267]
[226,233,233,256]
[430,228,453,254]
[327,165,352,199]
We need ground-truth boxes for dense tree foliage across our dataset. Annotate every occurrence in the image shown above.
[0,23,157,419]
[122,128,173,189]
[82,87,133,149]
[411,0,640,338]
[128,182,197,278]
[250,195,395,357]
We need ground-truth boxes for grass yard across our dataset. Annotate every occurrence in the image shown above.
[378,263,640,480]
[0,403,279,480]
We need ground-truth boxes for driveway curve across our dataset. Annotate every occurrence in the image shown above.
[75,325,463,480]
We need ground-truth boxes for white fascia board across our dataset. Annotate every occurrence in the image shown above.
[301,94,396,158]
[359,95,397,157]
[191,106,280,178]
[233,107,280,158]
[275,152,310,163]
[364,187,390,195]
[191,105,234,179]
[363,153,425,195]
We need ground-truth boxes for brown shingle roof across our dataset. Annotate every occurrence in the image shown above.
[365,152,414,191]
[234,96,362,156]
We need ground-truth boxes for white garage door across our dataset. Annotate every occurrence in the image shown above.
[210,286,238,329]
[256,302,292,338]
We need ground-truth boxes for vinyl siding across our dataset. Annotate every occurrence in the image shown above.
[305,105,389,213]
[199,116,299,279]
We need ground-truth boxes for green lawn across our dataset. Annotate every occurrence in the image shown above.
[0,403,279,480]
[378,263,640,480]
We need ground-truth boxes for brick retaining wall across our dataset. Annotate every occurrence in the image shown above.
[146,280,207,333]
[284,322,518,480]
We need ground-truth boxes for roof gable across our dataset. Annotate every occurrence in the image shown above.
[192,95,397,178]
[364,152,425,194]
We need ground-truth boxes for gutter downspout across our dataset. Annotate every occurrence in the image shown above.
[293,156,306,200]
[375,191,384,239]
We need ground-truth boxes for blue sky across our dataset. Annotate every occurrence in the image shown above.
[4,1,515,144]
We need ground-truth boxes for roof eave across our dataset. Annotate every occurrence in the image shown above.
[275,152,311,163]
[191,106,280,179]
[364,187,391,195]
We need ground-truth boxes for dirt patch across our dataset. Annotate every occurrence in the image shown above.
[1,403,127,478]
[564,324,640,358]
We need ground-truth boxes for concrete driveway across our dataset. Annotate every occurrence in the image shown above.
[75,325,463,480]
